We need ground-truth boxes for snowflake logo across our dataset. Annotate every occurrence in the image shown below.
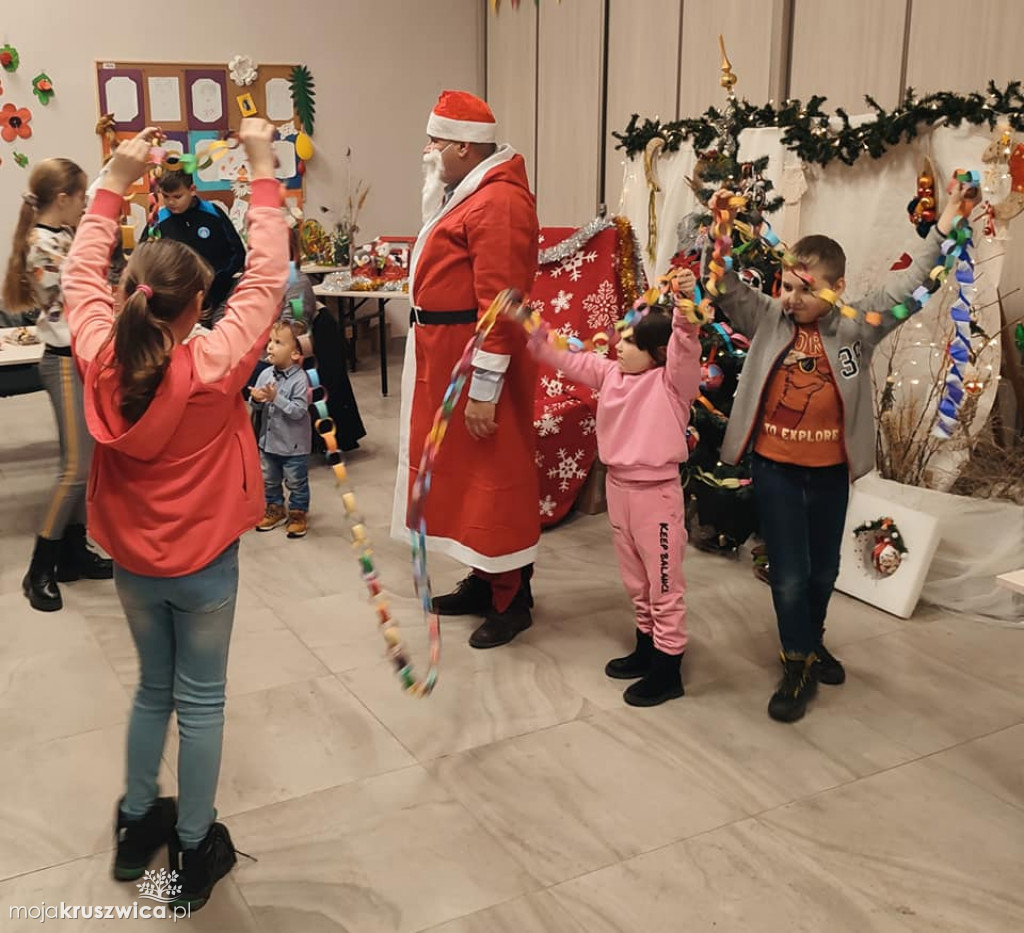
[534,411,563,437]
[137,868,182,903]
[540,370,576,398]
[534,449,545,468]
[539,495,556,517]
[549,248,598,282]
[551,290,574,314]
[579,414,596,436]
[547,448,588,491]
[583,280,619,331]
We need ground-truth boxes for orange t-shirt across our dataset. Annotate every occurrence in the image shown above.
[753,323,846,467]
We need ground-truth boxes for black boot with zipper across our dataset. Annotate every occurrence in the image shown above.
[57,523,114,582]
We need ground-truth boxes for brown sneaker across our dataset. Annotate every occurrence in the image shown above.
[286,510,308,539]
[256,504,287,532]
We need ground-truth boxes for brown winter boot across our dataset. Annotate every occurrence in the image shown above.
[286,510,308,539]
[256,504,287,532]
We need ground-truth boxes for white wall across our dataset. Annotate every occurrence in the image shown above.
[0,0,484,286]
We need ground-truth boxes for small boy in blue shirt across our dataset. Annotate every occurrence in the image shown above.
[251,319,312,538]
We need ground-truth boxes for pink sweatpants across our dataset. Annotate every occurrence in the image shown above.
[605,473,688,655]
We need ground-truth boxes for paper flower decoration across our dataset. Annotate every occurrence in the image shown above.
[32,73,55,105]
[228,55,258,87]
[1,103,32,142]
[13,151,29,168]
[0,45,19,73]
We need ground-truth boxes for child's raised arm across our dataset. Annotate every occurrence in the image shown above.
[527,319,616,390]
[65,128,159,366]
[665,311,702,409]
[191,119,289,393]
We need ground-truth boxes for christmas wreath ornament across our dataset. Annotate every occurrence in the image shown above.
[289,65,316,136]
[228,55,258,87]
[853,517,908,577]
[0,44,18,72]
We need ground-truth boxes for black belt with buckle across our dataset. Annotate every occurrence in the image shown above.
[410,308,478,326]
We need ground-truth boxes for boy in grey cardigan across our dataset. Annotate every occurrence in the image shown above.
[703,184,969,722]
[251,319,312,539]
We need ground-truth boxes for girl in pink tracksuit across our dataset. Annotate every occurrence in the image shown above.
[530,292,701,706]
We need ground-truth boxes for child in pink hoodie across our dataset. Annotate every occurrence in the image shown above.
[530,279,702,706]
[63,120,288,911]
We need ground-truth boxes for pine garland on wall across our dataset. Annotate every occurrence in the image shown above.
[614,81,1024,168]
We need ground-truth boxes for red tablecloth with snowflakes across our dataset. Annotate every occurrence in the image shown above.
[531,218,646,527]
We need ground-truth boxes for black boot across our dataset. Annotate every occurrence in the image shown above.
[168,822,240,912]
[605,629,654,680]
[432,572,492,616]
[469,589,532,649]
[623,647,684,707]
[57,523,114,582]
[767,653,818,723]
[113,796,178,881]
[812,642,846,685]
[22,536,63,612]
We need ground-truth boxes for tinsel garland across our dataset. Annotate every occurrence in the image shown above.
[537,215,647,308]
[613,81,1024,168]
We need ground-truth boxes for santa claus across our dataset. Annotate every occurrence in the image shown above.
[391,90,540,649]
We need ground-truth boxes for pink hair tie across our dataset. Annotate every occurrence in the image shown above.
[136,284,154,299]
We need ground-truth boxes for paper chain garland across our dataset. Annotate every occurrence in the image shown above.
[708,173,981,438]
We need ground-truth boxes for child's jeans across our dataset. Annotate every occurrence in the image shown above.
[115,541,239,848]
[751,454,850,656]
[605,472,688,655]
[261,451,310,512]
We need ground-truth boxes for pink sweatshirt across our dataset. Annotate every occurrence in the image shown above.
[63,180,289,577]
[531,314,702,482]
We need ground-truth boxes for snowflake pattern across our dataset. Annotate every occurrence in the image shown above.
[549,248,599,282]
[583,280,619,331]
[534,449,545,468]
[540,370,576,398]
[534,411,563,437]
[539,495,556,517]
[547,448,588,492]
[137,868,182,903]
[551,290,573,314]
[579,414,596,436]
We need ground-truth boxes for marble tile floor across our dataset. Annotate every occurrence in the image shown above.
[2,355,1023,932]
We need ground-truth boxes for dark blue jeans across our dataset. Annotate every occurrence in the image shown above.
[751,454,850,656]
[261,451,310,512]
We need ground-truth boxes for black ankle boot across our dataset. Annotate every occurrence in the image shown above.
[623,647,684,706]
[168,823,240,912]
[113,796,178,881]
[22,536,63,612]
[469,589,533,649]
[57,523,114,582]
[605,628,654,680]
[432,572,492,616]
[768,653,818,722]
[812,642,846,685]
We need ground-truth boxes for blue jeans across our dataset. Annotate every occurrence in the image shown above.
[751,454,850,656]
[261,451,310,512]
[116,541,239,848]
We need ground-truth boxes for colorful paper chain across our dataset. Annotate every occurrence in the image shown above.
[288,298,441,697]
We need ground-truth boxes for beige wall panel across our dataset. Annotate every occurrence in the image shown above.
[789,0,907,111]
[605,0,682,214]
[906,0,1022,94]
[487,1,538,188]
[678,0,775,117]
[536,0,605,226]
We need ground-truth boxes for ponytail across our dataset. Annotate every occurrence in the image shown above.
[113,287,174,424]
[2,158,87,312]
[112,239,213,423]
[2,199,40,311]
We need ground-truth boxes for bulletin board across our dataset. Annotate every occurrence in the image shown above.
[96,59,305,234]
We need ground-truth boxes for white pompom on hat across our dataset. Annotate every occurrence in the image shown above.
[426,90,497,144]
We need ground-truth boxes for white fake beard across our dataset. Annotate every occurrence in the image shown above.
[421,150,446,224]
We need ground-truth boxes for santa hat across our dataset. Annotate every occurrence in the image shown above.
[426,90,497,144]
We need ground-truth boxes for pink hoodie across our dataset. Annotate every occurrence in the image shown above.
[63,180,289,577]
[531,314,701,482]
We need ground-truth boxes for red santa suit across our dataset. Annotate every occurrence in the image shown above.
[391,146,540,573]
